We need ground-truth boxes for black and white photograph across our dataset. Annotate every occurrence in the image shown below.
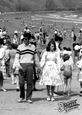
[0,0,82,115]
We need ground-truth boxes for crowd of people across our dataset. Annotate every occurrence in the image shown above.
[0,23,82,104]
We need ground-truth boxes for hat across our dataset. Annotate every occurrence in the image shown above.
[74,45,80,50]
[14,30,18,34]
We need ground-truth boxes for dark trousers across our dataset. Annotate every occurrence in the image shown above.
[19,63,33,100]
[5,59,10,77]
[0,71,3,86]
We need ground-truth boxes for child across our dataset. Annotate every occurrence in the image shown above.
[76,51,82,96]
[61,54,73,96]
[73,43,80,63]
[13,58,19,91]
[9,43,19,91]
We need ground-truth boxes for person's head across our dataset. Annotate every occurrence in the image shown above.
[3,35,11,45]
[30,34,35,42]
[67,47,71,51]
[11,43,18,49]
[63,54,70,62]
[6,41,11,49]
[23,32,31,45]
[0,39,4,46]
[55,36,63,44]
[46,39,56,52]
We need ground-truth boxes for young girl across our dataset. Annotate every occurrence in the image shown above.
[13,59,19,92]
[39,40,63,101]
[61,54,73,96]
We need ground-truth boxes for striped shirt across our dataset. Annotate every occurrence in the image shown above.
[15,43,39,67]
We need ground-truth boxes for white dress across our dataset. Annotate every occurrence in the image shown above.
[39,51,63,86]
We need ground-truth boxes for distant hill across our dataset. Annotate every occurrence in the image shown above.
[0,0,82,12]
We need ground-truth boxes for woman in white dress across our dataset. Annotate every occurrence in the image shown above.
[39,40,62,101]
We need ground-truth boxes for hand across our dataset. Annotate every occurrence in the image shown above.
[18,65,22,69]
[37,67,42,75]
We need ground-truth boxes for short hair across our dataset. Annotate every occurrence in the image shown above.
[23,32,31,40]
[55,36,63,43]
[63,47,68,50]
[67,47,71,51]
[63,54,70,62]
[46,39,56,51]
[0,39,4,45]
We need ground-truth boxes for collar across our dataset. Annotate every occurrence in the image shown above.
[23,43,32,47]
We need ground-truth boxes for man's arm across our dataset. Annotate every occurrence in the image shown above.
[14,46,22,68]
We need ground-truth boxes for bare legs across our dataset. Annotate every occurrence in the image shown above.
[11,73,19,91]
[46,85,50,101]
[64,78,71,96]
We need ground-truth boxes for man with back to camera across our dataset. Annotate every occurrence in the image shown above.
[15,32,39,103]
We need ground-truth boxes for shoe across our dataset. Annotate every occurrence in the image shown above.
[51,97,55,102]
[47,96,51,101]
[4,77,7,80]
[16,89,20,92]
[53,93,58,97]
[2,88,7,92]
[26,99,33,103]
[12,82,15,85]
[18,98,24,102]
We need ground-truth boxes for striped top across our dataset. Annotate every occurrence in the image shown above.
[15,43,39,67]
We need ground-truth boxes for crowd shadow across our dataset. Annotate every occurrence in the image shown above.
[4,88,46,92]
[32,90,80,102]
[32,97,46,102]
[54,90,79,96]
[5,88,17,91]
[33,88,46,92]
[54,90,80,101]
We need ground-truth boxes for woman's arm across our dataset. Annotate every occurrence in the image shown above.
[40,51,47,68]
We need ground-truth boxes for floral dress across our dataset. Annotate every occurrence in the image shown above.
[39,51,63,86]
